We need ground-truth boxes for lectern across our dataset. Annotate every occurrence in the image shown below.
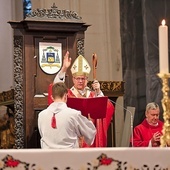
[9,4,90,148]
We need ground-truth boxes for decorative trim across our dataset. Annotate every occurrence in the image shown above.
[13,36,24,149]
[100,81,124,92]
[77,39,84,57]
[88,81,124,97]
[0,89,14,106]
[25,3,82,22]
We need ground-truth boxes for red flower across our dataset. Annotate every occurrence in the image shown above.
[100,158,113,165]
[6,159,20,167]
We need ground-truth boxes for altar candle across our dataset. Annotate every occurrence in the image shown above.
[159,19,169,73]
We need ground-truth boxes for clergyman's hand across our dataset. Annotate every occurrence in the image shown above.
[61,51,72,72]
[88,113,95,123]
[151,131,161,146]
[92,80,101,94]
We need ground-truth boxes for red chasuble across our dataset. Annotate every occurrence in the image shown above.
[48,83,114,147]
[132,119,164,147]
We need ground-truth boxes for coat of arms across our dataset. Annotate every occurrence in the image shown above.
[39,42,62,74]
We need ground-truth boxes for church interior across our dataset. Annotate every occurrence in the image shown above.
[0,0,170,169]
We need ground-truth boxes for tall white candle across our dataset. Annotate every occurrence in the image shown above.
[159,19,169,73]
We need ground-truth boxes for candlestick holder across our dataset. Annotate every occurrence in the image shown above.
[158,73,170,147]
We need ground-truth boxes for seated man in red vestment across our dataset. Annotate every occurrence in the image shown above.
[131,102,163,147]
[48,51,114,147]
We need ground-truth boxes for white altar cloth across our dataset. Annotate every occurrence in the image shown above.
[0,147,169,169]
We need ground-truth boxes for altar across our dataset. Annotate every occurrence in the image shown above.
[0,148,169,169]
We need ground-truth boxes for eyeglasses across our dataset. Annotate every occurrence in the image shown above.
[74,77,88,81]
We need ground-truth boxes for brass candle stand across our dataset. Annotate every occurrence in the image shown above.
[158,73,170,147]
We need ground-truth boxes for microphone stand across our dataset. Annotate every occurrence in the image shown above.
[109,99,134,147]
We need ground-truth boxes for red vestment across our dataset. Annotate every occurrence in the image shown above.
[48,84,114,147]
[132,119,163,147]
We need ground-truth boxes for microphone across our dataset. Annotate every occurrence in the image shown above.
[109,99,134,147]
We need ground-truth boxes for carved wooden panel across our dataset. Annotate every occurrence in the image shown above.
[13,36,24,148]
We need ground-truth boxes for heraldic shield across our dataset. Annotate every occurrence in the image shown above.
[39,42,62,74]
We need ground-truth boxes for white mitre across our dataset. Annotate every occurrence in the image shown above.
[71,55,91,77]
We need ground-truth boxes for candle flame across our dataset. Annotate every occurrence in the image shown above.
[162,19,166,26]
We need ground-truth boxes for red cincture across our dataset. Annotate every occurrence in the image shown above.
[51,113,57,128]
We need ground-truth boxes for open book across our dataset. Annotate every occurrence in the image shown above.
[67,96,108,119]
